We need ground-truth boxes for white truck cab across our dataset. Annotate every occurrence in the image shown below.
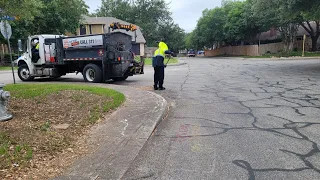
[17,34,63,81]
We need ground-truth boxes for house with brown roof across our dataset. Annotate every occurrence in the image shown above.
[68,15,146,56]
[257,22,320,51]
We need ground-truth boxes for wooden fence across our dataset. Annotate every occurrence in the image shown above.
[0,44,9,55]
[204,41,311,57]
[205,42,302,57]
[258,42,285,55]
[205,44,260,57]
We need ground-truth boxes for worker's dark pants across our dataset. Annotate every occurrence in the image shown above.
[154,66,165,88]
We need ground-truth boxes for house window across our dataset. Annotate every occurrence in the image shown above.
[80,25,86,35]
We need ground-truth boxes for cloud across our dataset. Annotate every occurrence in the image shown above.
[165,0,222,32]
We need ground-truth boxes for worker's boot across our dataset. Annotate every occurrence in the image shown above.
[159,87,166,90]
[154,85,159,90]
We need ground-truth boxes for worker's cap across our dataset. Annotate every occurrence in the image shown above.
[33,39,39,43]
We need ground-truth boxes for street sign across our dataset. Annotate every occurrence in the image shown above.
[0,21,12,40]
[0,16,17,21]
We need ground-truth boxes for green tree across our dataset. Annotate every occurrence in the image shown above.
[29,0,89,35]
[189,0,262,50]
[292,0,320,51]
[252,0,320,51]
[185,32,194,49]
[0,0,43,21]
[130,0,173,46]
[251,0,300,51]
[223,0,260,45]
[95,0,185,51]
[1,0,88,51]
[0,0,44,53]
[95,0,133,22]
[156,21,186,52]
[193,7,228,48]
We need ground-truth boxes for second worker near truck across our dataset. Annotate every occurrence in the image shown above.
[152,41,174,90]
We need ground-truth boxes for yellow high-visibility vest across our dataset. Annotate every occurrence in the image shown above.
[153,42,168,57]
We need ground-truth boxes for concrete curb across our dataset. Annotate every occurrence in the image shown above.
[50,83,168,180]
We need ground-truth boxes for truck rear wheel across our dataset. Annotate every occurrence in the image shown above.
[83,64,102,83]
[18,64,34,81]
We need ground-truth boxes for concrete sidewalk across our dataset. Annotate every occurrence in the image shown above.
[52,83,168,180]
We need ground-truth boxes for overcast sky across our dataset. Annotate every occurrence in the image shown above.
[84,0,222,32]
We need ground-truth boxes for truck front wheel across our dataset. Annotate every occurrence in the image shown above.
[18,64,34,81]
[83,64,102,83]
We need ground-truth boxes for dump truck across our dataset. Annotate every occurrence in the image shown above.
[16,23,144,83]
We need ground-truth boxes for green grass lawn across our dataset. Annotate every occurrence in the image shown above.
[143,57,178,65]
[1,84,125,174]
[214,51,320,58]
[4,84,125,111]
[0,66,17,71]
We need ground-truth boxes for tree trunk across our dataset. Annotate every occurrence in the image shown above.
[300,21,320,52]
[311,35,319,51]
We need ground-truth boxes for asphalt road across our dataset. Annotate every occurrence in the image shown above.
[2,57,320,180]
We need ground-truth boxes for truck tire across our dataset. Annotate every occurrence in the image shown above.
[83,64,102,83]
[18,64,34,81]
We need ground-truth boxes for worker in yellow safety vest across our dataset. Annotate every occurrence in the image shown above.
[152,41,173,90]
[31,39,40,63]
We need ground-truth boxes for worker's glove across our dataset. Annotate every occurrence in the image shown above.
[164,65,167,68]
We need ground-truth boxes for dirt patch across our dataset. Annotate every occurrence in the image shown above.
[0,90,113,179]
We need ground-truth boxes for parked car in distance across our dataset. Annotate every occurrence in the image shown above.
[198,51,204,55]
[187,49,196,57]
